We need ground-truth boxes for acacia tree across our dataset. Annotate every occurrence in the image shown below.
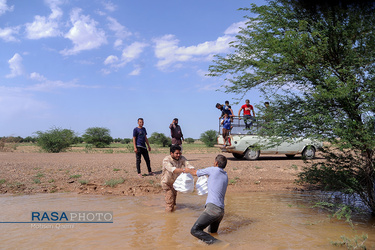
[209,0,375,213]
[83,127,113,148]
[148,132,171,147]
[200,130,218,147]
[35,127,76,153]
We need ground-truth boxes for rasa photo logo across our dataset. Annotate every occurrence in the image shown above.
[31,211,113,223]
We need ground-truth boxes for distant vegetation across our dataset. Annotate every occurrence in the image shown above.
[35,127,76,153]
[200,130,218,147]
[82,127,113,148]
[2,129,217,153]
[148,132,171,147]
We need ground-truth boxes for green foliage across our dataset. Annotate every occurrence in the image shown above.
[200,130,218,147]
[35,127,76,153]
[104,178,125,187]
[185,137,195,144]
[70,174,82,179]
[209,0,375,213]
[122,138,132,144]
[23,136,36,143]
[331,234,368,249]
[82,127,113,148]
[72,136,84,144]
[79,180,88,185]
[148,132,171,147]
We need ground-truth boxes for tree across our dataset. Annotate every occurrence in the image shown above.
[148,132,171,147]
[185,137,195,144]
[200,130,218,147]
[122,138,132,144]
[82,127,113,148]
[35,127,76,153]
[24,136,36,143]
[209,0,375,213]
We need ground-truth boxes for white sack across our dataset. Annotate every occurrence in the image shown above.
[196,175,208,195]
[173,173,194,193]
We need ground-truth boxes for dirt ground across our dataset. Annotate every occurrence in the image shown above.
[0,147,317,196]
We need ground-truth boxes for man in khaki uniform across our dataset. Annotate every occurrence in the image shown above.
[161,145,194,212]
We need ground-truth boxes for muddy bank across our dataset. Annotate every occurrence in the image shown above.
[0,151,312,196]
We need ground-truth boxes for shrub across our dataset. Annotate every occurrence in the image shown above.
[200,130,218,147]
[82,127,113,148]
[148,132,171,147]
[35,127,76,153]
[122,138,132,144]
[185,137,195,144]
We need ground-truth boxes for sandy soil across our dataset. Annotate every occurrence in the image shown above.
[0,148,317,196]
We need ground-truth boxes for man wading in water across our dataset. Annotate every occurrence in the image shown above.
[185,154,228,245]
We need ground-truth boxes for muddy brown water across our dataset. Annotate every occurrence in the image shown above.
[1,192,375,249]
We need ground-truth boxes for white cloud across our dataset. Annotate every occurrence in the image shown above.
[104,55,119,65]
[6,53,24,78]
[129,65,141,76]
[25,16,61,39]
[0,0,13,16]
[102,1,117,12]
[30,72,47,81]
[29,71,97,91]
[114,39,123,48]
[224,20,246,35]
[61,8,107,56]
[197,82,223,92]
[121,42,148,64]
[0,26,20,42]
[196,69,209,78]
[25,0,63,39]
[107,16,132,39]
[153,33,233,71]
[103,41,148,71]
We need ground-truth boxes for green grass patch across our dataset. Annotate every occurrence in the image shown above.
[33,178,41,184]
[104,178,125,187]
[0,179,6,184]
[291,164,298,170]
[79,180,88,185]
[229,177,240,185]
[48,179,55,183]
[113,168,121,171]
[35,172,44,178]
[70,174,82,179]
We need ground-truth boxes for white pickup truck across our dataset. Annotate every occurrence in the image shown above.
[215,117,322,160]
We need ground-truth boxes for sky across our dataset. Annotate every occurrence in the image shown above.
[0,0,266,139]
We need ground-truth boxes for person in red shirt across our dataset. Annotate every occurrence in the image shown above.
[238,99,256,129]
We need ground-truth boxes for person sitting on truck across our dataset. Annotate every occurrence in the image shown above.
[216,101,234,119]
[238,99,256,129]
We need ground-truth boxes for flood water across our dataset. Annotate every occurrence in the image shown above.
[1,192,375,249]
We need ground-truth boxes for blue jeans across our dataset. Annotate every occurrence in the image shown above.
[190,203,224,244]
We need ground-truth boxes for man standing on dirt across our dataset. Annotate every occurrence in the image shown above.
[133,118,154,178]
[161,145,194,212]
[185,154,228,245]
[169,118,184,150]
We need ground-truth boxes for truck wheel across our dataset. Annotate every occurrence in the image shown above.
[244,148,260,160]
[232,153,244,159]
[302,147,316,159]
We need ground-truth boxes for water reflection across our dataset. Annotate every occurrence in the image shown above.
[1,192,375,249]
